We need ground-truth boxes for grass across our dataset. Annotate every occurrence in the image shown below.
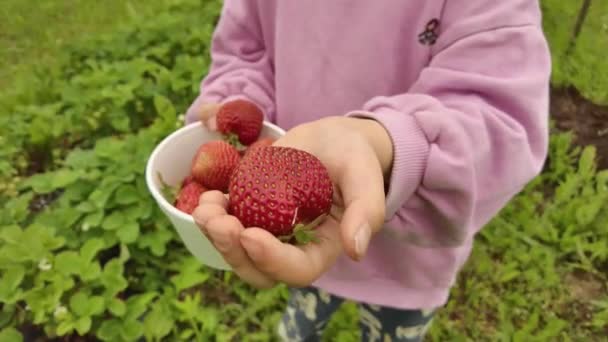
[0,0,171,93]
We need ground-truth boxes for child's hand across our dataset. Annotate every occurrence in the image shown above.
[192,116,393,289]
[185,101,220,129]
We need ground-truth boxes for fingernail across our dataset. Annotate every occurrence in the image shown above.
[241,234,262,260]
[354,223,371,259]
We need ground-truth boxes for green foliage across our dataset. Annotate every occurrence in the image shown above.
[0,0,606,341]
[427,132,608,341]
[542,0,608,104]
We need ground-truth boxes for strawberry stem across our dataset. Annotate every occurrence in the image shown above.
[278,214,327,245]
[157,171,180,204]
[222,132,246,150]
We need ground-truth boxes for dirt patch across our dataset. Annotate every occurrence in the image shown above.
[550,86,608,170]
[28,189,63,213]
[564,269,605,302]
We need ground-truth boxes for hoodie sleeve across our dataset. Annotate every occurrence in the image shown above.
[185,0,274,124]
[346,1,552,247]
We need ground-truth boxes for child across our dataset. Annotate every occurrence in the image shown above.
[186,1,551,340]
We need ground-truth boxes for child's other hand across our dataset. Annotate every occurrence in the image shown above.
[185,101,220,130]
[192,117,393,289]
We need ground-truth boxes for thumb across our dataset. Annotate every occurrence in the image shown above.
[336,150,387,261]
[185,101,221,129]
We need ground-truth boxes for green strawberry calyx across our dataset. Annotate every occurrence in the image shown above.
[278,213,327,245]
[222,132,246,151]
[157,171,179,204]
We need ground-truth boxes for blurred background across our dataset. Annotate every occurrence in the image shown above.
[0,0,606,341]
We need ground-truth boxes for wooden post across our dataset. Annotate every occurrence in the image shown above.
[566,0,592,55]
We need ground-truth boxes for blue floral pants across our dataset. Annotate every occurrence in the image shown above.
[277,286,436,341]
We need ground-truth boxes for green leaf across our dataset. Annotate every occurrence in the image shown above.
[55,251,82,275]
[0,266,25,303]
[179,329,194,340]
[121,320,144,341]
[0,327,23,342]
[108,298,127,317]
[94,138,125,160]
[101,259,128,295]
[143,302,174,341]
[153,94,176,121]
[171,271,209,293]
[0,305,16,328]
[80,262,101,282]
[74,317,92,335]
[575,198,604,225]
[116,222,140,244]
[64,148,100,169]
[137,227,173,256]
[110,115,130,132]
[97,319,121,341]
[578,145,597,176]
[82,210,104,229]
[80,238,105,262]
[70,292,90,317]
[102,211,126,230]
[75,201,96,213]
[21,170,81,193]
[125,292,157,321]
[498,270,521,283]
[52,169,82,189]
[56,320,74,336]
[89,185,119,209]
[200,307,219,334]
[88,296,106,316]
[114,184,140,205]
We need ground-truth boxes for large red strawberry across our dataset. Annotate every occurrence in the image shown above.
[191,140,240,192]
[175,181,207,214]
[242,137,275,156]
[228,146,333,243]
[216,99,264,146]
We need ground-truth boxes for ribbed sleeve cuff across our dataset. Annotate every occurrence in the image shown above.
[346,108,429,219]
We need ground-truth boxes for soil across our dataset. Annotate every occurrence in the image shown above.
[550,86,608,170]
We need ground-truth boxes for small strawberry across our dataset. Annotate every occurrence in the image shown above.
[217,99,264,146]
[181,175,196,187]
[191,140,241,192]
[175,181,207,214]
[228,146,333,244]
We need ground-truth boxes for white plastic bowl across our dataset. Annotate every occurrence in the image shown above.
[145,121,285,270]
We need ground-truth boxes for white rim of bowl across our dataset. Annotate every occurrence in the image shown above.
[145,121,286,223]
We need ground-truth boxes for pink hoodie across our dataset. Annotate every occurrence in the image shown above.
[186,0,551,309]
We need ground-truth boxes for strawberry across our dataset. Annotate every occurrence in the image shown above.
[175,181,207,214]
[216,99,264,146]
[228,146,333,243]
[249,137,275,150]
[242,137,275,156]
[191,140,240,192]
[181,175,196,187]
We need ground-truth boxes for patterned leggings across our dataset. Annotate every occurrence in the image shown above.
[277,286,436,341]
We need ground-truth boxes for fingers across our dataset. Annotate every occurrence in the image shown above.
[199,190,227,208]
[192,190,276,289]
[205,215,276,289]
[185,101,220,129]
[239,218,343,287]
[336,144,387,261]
